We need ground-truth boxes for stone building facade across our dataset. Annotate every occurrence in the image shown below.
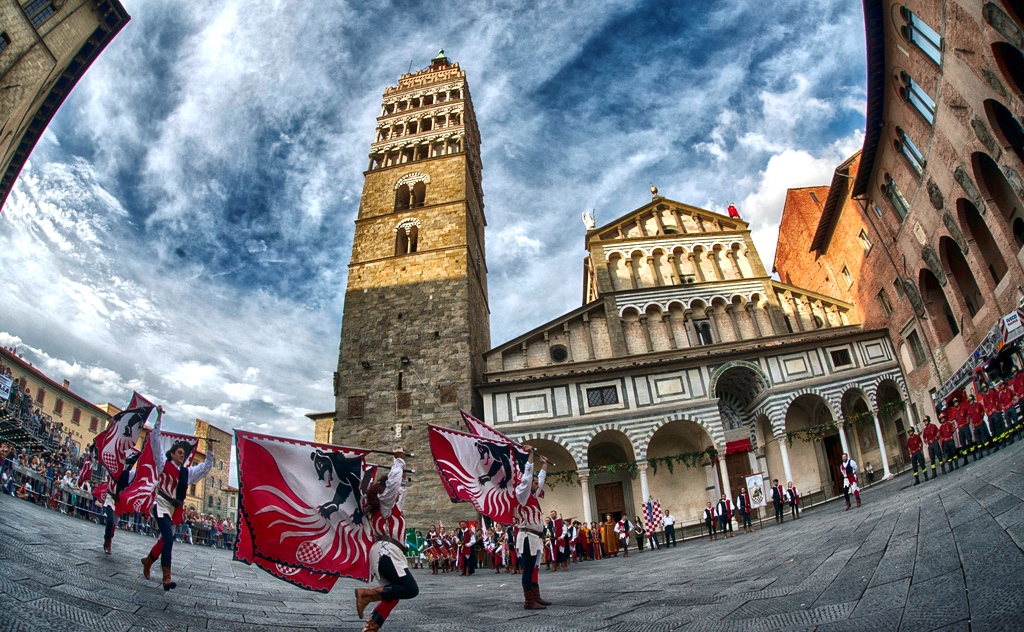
[332,52,489,525]
[775,0,1024,427]
[0,0,129,208]
[477,196,908,525]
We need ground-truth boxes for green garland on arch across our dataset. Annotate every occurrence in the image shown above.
[878,399,906,421]
[787,420,839,446]
[648,447,718,475]
[843,410,875,428]
[543,470,579,489]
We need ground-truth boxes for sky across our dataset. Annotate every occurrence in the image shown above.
[0,0,868,451]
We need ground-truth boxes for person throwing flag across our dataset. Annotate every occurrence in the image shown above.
[515,445,550,610]
[140,407,215,591]
[354,449,418,632]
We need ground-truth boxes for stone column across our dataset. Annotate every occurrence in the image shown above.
[682,310,696,347]
[716,454,733,502]
[872,410,893,479]
[639,315,653,352]
[582,314,596,360]
[837,422,851,455]
[746,303,763,338]
[648,256,663,286]
[777,436,794,485]
[666,254,680,285]
[663,312,678,349]
[689,253,705,282]
[725,304,743,340]
[638,461,650,504]
[579,468,592,524]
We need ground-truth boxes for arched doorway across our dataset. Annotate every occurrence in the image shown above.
[784,394,840,497]
[714,363,768,504]
[588,430,637,523]
[957,198,1008,284]
[841,389,876,473]
[646,420,715,526]
[530,439,580,523]
[972,151,1023,246]
[876,380,910,470]
[939,236,984,317]
[919,268,959,343]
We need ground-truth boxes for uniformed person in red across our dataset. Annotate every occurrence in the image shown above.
[952,397,973,466]
[968,393,991,460]
[996,381,1015,446]
[907,427,927,484]
[921,416,943,475]
[1011,367,1024,439]
[979,383,1002,452]
[938,411,959,471]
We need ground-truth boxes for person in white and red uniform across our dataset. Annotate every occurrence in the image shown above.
[139,407,214,591]
[515,446,549,610]
[840,453,860,509]
[102,449,141,554]
[354,450,418,632]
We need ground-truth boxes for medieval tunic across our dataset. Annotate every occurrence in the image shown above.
[150,420,213,523]
[514,461,546,555]
[368,457,408,584]
[601,519,619,556]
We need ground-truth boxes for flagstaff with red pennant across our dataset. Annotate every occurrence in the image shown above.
[93,391,155,480]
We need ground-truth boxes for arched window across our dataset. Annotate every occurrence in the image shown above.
[972,151,1024,244]
[695,321,713,345]
[939,236,983,317]
[1015,217,1024,248]
[984,99,1024,165]
[395,184,411,211]
[919,268,958,343]
[992,42,1024,98]
[395,220,420,256]
[957,198,1007,283]
[412,181,426,207]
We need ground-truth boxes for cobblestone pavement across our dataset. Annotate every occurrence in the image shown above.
[2,443,1024,631]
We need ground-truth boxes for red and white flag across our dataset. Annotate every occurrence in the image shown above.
[235,430,375,582]
[76,449,94,488]
[94,392,154,479]
[644,497,663,538]
[118,432,196,517]
[235,511,338,593]
[429,422,528,524]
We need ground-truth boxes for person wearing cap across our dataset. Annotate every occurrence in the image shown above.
[907,427,927,485]
[980,383,1003,452]
[921,416,943,475]
[968,393,991,460]
[1011,367,1024,438]
[938,411,959,472]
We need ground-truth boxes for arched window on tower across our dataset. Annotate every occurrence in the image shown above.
[395,221,419,256]
[412,181,426,207]
[395,184,411,211]
[695,321,713,345]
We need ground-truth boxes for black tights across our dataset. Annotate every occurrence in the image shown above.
[104,506,116,540]
[378,555,419,601]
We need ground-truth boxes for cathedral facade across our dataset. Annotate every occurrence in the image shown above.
[477,197,908,524]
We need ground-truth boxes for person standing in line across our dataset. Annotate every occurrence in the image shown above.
[951,397,973,466]
[938,411,959,471]
[615,514,632,557]
[922,416,943,475]
[908,427,927,484]
[716,494,734,537]
[981,384,1003,452]
[839,453,860,509]
[736,488,754,533]
[632,515,645,551]
[663,509,676,547]
[601,513,618,557]
[353,450,419,632]
[588,521,602,560]
[785,482,800,519]
[967,393,991,460]
[703,502,716,542]
[996,381,1015,446]
[1011,367,1024,439]
[139,408,215,591]
[865,462,874,484]
[771,479,785,523]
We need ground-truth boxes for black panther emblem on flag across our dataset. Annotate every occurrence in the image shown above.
[476,440,528,489]
[310,449,365,523]
[116,407,150,437]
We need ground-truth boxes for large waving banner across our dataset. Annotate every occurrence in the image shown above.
[117,432,195,514]
[429,423,526,524]
[235,430,375,584]
[235,512,338,593]
[93,392,154,479]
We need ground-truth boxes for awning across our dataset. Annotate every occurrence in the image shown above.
[725,439,752,455]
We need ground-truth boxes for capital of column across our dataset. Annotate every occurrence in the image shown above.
[577,468,590,480]
[637,460,648,473]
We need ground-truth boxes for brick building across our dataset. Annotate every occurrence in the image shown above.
[0,345,111,452]
[332,51,489,525]
[774,0,1024,432]
[0,0,129,208]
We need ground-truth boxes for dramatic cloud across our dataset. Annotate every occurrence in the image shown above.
[0,0,868,449]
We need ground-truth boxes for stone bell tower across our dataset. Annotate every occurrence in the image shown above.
[333,51,489,524]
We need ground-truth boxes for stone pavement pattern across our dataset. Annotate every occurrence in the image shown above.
[2,444,1024,631]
